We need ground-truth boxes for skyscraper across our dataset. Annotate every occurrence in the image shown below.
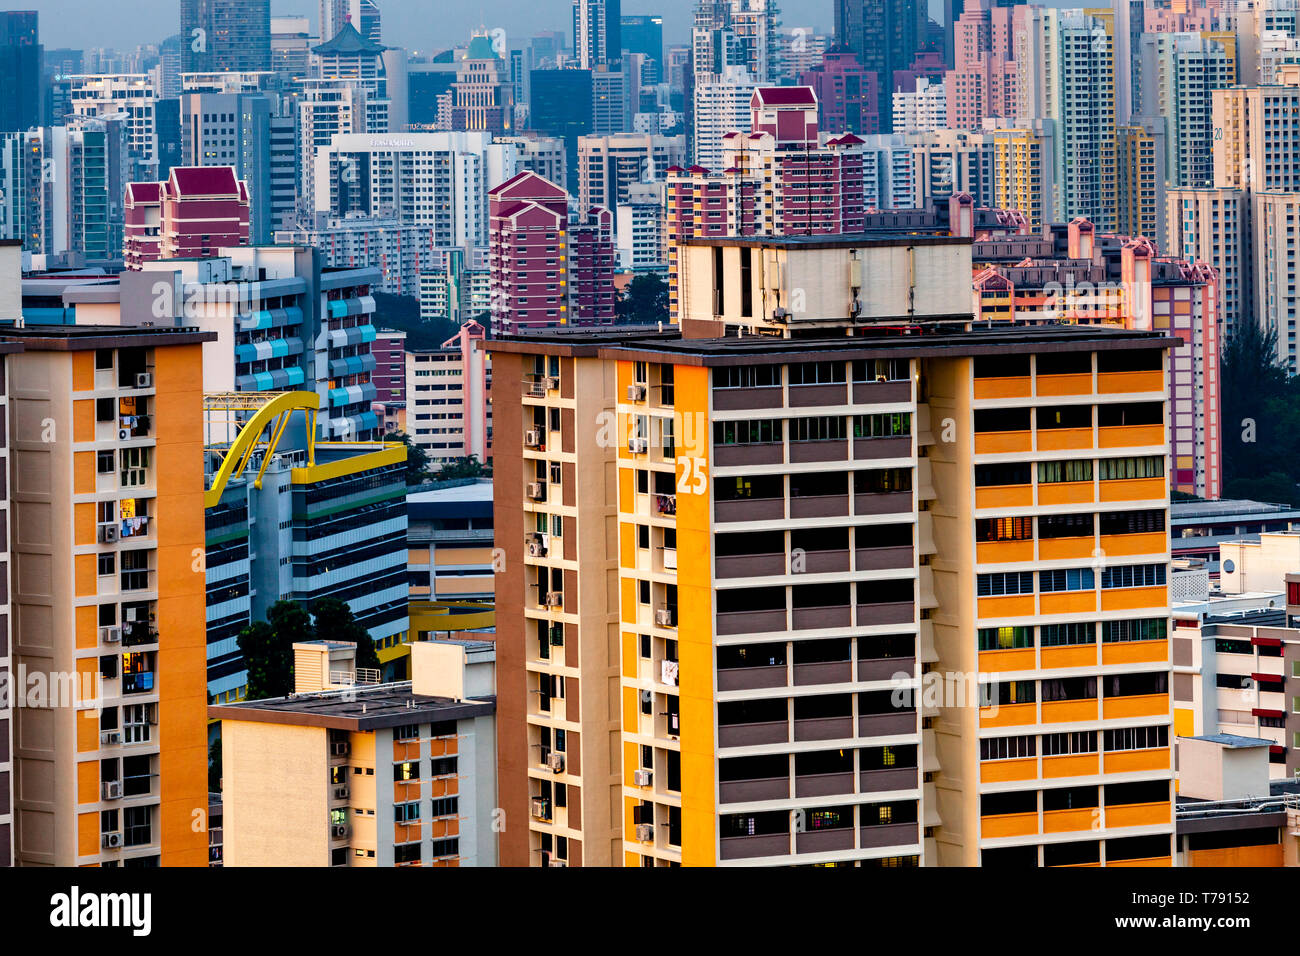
[180,0,272,73]
[621,14,663,83]
[0,11,42,134]
[573,0,622,70]
[835,0,925,132]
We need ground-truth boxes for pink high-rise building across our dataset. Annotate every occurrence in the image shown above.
[123,166,250,269]
[488,170,616,332]
[892,50,945,98]
[797,45,881,136]
[663,87,867,317]
[944,1,1021,130]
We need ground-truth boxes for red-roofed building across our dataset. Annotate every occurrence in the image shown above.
[488,171,616,332]
[122,166,250,269]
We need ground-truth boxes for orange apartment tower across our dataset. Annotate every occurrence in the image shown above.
[490,234,1178,866]
[6,326,213,866]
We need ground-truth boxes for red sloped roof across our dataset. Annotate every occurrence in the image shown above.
[754,86,817,106]
[170,166,240,197]
[126,182,162,204]
[490,169,566,201]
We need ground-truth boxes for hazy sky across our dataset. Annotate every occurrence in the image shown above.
[19,0,838,54]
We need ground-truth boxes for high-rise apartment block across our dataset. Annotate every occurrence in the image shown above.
[0,11,42,134]
[487,170,616,332]
[488,233,1176,866]
[576,133,686,212]
[124,166,250,269]
[7,325,214,866]
[798,45,881,137]
[181,0,272,73]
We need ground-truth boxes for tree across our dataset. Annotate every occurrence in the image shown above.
[386,429,432,485]
[615,273,669,325]
[237,619,292,700]
[208,731,222,793]
[311,597,380,672]
[1220,319,1300,503]
[436,454,490,479]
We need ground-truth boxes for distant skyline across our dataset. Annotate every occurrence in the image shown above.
[17,0,834,55]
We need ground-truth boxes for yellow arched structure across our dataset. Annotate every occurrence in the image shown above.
[375,600,496,670]
[204,391,320,508]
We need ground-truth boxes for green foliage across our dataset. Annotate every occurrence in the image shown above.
[208,731,222,793]
[372,292,460,350]
[385,429,433,486]
[237,618,294,700]
[1221,320,1300,504]
[436,454,491,479]
[311,597,380,672]
[615,273,670,325]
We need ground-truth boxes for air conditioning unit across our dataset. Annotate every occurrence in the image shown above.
[635,823,654,843]
[102,781,122,800]
[100,730,122,746]
[118,428,131,442]
[627,383,647,401]
[98,524,119,544]
[331,741,350,756]
[102,832,123,849]
[331,824,350,839]
[547,752,565,773]
[544,376,559,390]
[655,608,676,628]
[544,591,563,607]
[526,481,545,500]
[628,437,648,454]
[530,797,551,819]
[633,769,652,787]
[527,541,547,557]
[135,372,153,388]
[524,428,542,448]
[100,625,121,644]
[333,785,350,800]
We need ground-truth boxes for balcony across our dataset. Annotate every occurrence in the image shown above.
[718,663,786,691]
[975,483,1032,509]
[789,439,848,464]
[796,826,855,853]
[715,496,784,523]
[1099,531,1166,558]
[975,539,1033,564]
[1042,753,1099,778]
[979,702,1036,728]
[652,493,677,516]
[716,552,785,578]
[978,648,1035,673]
[714,442,782,467]
[794,772,855,798]
[1099,477,1165,502]
[1105,801,1171,828]
[719,832,789,860]
[790,493,848,519]
[798,549,852,574]
[851,436,912,460]
[1098,424,1164,449]
[716,608,786,635]
[1038,536,1094,561]
[718,720,788,747]
[122,671,154,694]
[793,715,853,742]
[1036,372,1093,396]
[1103,748,1170,774]
[1041,698,1098,723]
[980,757,1037,783]
[981,812,1037,838]
[1100,586,1166,613]
[789,383,847,407]
[858,767,917,794]
[1101,639,1168,666]
[713,386,782,411]
[1041,644,1097,669]
[855,545,913,572]
[1098,370,1162,394]
[793,603,852,630]
[121,622,157,647]
[859,821,919,849]
[1101,693,1168,720]
[793,658,851,685]
[1037,480,1094,506]
[1043,808,1096,833]
[973,430,1031,455]
[853,490,912,516]
[974,376,1031,400]
[858,710,916,736]
[719,776,788,803]
[852,380,911,404]
[118,414,152,439]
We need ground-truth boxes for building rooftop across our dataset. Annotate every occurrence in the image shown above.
[487,321,1180,365]
[1190,734,1276,749]
[0,324,217,350]
[1172,498,1298,520]
[209,680,494,732]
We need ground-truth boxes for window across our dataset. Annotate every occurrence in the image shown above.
[394,762,419,781]
[98,553,116,576]
[977,571,1034,596]
[1103,725,1168,752]
[1041,622,1096,646]
[714,366,779,389]
[976,517,1031,542]
[97,450,116,474]
[978,626,1032,650]
[1099,510,1165,535]
[980,735,1035,760]
[854,412,911,438]
[1041,676,1097,701]
[1103,618,1167,643]
[1039,568,1095,592]
[394,842,421,864]
[984,681,1036,705]
[713,419,781,445]
[395,801,421,823]
[1038,459,1092,483]
[791,416,846,441]
[852,358,908,382]
[789,361,846,385]
[1098,455,1163,480]
[975,462,1030,486]
[1043,731,1097,756]
[1038,513,1094,538]
[1100,564,1166,589]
